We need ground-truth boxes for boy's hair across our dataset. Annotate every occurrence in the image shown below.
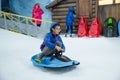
[50,22,61,32]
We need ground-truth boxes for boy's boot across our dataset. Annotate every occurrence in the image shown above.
[70,34,72,37]
[35,58,41,63]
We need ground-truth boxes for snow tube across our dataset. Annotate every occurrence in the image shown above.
[118,20,120,36]
[88,18,101,37]
[31,54,80,68]
[77,16,88,37]
[103,17,118,37]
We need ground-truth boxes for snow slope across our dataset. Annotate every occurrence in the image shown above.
[0,28,120,80]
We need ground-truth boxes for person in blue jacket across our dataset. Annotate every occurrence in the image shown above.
[35,22,65,63]
[65,6,75,37]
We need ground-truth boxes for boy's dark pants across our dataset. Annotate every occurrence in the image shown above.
[37,41,62,60]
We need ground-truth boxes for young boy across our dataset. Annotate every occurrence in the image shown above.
[35,22,65,63]
[65,6,75,37]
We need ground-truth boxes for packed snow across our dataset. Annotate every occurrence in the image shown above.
[0,28,120,80]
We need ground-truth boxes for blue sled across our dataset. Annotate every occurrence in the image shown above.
[31,54,80,68]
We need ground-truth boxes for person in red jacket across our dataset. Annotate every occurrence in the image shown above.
[32,3,44,27]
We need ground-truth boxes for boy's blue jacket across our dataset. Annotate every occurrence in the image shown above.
[66,6,75,26]
[40,22,65,51]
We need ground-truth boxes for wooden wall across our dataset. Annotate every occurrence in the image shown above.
[98,4,120,25]
[51,0,77,33]
[47,0,119,33]
[51,0,98,33]
[76,0,98,27]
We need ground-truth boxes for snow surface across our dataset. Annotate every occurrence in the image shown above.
[0,28,120,80]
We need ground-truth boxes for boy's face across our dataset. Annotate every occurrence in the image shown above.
[52,25,61,35]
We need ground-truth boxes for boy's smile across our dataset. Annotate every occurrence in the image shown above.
[52,25,61,35]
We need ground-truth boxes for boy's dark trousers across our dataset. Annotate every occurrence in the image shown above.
[37,41,62,60]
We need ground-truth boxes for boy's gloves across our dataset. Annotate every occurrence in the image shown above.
[55,45,64,52]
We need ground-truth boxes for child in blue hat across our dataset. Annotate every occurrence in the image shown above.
[65,6,75,37]
[35,22,65,63]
